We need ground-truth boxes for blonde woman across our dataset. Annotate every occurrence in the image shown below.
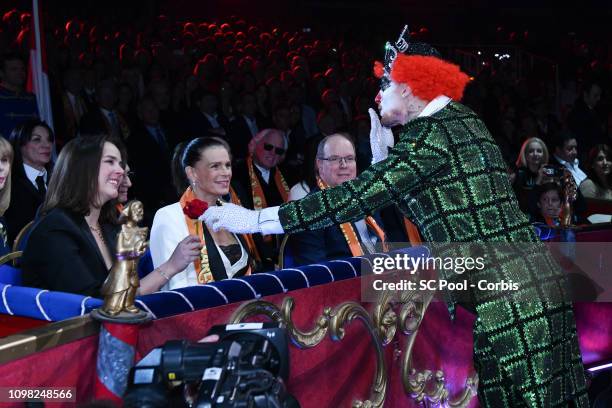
[513,137,550,213]
[0,136,13,256]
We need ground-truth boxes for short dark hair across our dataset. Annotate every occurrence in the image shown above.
[41,134,124,224]
[9,119,55,169]
[537,182,562,201]
[552,129,577,151]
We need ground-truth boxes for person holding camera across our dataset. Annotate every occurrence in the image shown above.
[513,137,550,214]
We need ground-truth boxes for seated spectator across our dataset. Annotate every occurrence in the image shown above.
[227,92,261,161]
[0,52,39,139]
[186,89,229,138]
[579,144,612,201]
[290,133,387,265]
[0,136,13,256]
[233,128,292,210]
[513,137,549,213]
[150,137,258,290]
[552,130,587,186]
[5,120,53,246]
[80,79,131,141]
[532,183,562,226]
[127,96,176,225]
[22,134,199,296]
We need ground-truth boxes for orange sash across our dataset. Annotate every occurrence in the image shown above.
[246,156,289,210]
[180,187,253,284]
[403,218,423,245]
[317,178,388,256]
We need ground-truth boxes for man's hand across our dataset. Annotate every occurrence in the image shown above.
[369,108,394,164]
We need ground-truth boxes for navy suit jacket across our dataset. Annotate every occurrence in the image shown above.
[289,187,385,266]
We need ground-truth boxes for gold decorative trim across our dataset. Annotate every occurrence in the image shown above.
[0,315,99,364]
[397,291,478,407]
[230,297,387,408]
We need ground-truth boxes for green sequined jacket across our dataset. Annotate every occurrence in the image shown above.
[278,102,588,407]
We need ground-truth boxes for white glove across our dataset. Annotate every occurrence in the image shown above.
[201,204,284,235]
[369,108,394,164]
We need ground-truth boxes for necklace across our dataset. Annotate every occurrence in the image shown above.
[88,222,106,243]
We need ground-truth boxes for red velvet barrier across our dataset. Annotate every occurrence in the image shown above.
[0,278,609,407]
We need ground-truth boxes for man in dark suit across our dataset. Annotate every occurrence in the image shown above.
[127,96,176,226]
[79,79,131,141]
[289,133,387,265]
[232,128,293,269]
[185,89,230,140]
[228,92,261,161]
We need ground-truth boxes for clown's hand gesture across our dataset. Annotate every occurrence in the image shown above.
[201,203,284,235]
[369,108,394,164]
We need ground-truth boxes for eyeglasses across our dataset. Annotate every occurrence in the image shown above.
[125,170,135,178]
[263,143,286,155]
[318,155,356,165]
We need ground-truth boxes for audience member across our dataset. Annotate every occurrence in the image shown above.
[5,120,53,246]
[186,88,229,138]
[127,96,176,225]
[227,92,260,161]
[289,133,387,265]
[513,137,550,213]
[567,80,605,158]
[580,144,612,201]
[22,134,198,296]
[0,52,38,139]
[532,182,562,225]
[80,79,131,141]
[552,130,587,186]
[0,136,13,256]
[58,68,87,147]
[150,137,257,289]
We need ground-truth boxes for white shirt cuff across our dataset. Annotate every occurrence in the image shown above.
[259,206,284,235]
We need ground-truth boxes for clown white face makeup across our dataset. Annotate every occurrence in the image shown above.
[378,80,425,127]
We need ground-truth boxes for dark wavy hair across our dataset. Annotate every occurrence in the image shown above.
[584,144,612,189]
[41,134,125,224]
[9,119,55,170]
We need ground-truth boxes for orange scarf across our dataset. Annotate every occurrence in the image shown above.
[403,218,423,245]
[246,156,289,210]
[180,187,253,284]
[317,178,388,256]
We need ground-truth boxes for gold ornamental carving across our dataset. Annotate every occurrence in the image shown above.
[229,289,477,407]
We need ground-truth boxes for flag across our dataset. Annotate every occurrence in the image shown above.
[26,0,54,131]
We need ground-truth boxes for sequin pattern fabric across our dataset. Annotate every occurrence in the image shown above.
[278,102,588,407]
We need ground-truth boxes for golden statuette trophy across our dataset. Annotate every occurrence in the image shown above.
[92,200,151,323]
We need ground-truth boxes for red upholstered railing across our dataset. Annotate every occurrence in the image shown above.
[0,276,610,407]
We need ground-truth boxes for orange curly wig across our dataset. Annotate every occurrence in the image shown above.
[373,54,470,102]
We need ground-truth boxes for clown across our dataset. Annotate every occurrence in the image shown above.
[203,26,588,407]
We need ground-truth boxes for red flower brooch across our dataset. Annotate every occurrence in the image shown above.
[183,199,209,219]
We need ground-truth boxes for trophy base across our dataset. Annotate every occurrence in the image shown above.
[90,308,152,324]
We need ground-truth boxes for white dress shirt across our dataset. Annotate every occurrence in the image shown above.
[23,163,47,189]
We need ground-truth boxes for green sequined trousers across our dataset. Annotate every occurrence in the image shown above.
[278,102,589,407]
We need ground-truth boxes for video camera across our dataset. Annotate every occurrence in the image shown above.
[123,323,300,408]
